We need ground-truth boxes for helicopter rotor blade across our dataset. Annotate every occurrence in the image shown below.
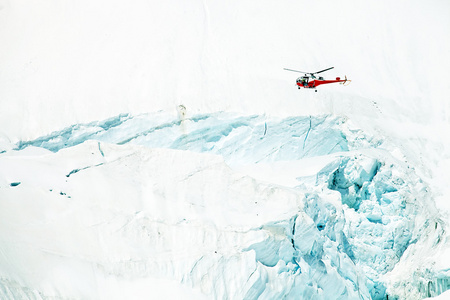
[314,67,334,74]
[283,68,309,74]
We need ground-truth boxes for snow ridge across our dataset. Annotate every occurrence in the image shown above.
[13,112,371,164]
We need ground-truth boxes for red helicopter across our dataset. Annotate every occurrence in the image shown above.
[284,67,350,92]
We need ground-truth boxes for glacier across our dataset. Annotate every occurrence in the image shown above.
[1,112,448,299]
[1,0,450,299]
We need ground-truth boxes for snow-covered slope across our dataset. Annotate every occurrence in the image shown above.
[1,0,450,299]
[0,112,447,299]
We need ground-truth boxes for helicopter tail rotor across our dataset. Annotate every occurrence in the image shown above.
[340,75,352,86]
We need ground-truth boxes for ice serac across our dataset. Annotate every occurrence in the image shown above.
[1,112,447,299]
